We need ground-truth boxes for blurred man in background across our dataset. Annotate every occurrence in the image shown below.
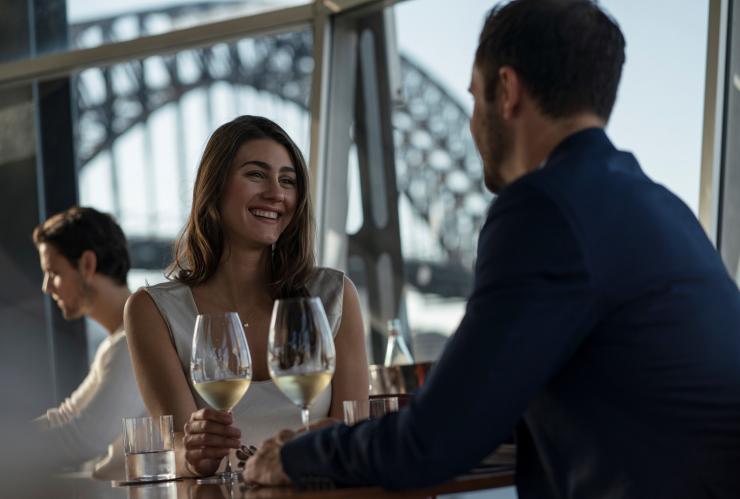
[33,206,146,479]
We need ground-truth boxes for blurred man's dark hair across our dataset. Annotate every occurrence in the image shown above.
[475,0,625,121]
[33,206,130,286]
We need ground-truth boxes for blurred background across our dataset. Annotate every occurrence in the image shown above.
[0,0,738,496]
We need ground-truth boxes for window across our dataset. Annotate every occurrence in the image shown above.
[601,0,709,214]
[390,0,495,361]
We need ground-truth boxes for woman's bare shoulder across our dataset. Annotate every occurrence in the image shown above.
[125,288,166,333]
[126,288,156,314]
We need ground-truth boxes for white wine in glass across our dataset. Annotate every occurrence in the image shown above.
[268,297,335,431]
[193,378,251,412]
[191,312,252,481]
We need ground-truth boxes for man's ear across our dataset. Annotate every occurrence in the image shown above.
[497,66,522,120]
[78,250,97,282]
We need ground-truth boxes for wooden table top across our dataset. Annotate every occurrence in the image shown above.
[44,468,514,498]
[229,471,513,498]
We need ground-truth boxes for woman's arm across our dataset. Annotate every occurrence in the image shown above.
[124,290,196,430]
[124,290,239,476]
[328,276,369,420]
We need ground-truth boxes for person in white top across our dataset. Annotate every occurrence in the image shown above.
[125,115,369,479]
[33,206,147,479]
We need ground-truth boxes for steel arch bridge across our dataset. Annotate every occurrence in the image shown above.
[71,3,491,296]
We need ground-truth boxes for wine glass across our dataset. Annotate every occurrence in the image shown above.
[268,297,336,432]
[191,312,252,482]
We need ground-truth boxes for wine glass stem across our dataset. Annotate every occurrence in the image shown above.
[224,450,233,478]
[301,407,310,432]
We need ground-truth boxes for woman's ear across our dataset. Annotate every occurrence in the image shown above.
[78,249,98,283]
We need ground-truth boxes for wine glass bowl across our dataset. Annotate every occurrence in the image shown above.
[268,297,336,431]
[190,312,252,481]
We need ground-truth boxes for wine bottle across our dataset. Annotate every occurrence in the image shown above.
[384,318,414,366]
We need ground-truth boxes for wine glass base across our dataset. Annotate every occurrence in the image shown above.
[196,471,241,484]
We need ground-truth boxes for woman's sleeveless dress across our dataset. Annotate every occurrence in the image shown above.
[143,268,344,447]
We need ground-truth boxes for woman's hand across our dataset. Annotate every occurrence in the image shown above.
[183,408,242,476]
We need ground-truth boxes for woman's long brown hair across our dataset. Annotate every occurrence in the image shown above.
[168,115,315,298]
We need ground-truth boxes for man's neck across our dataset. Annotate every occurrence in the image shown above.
[87,280,131,335]
[506,113,605,184]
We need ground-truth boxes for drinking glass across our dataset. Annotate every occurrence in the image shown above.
[343,397,400,425]
[122,415,176,483]
[268,297,336,431]
[191,312,252,482]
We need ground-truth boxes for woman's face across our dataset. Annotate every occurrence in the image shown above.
[219,138,299,249]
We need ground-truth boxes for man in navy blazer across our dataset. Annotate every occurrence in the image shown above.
[245,0,740,497]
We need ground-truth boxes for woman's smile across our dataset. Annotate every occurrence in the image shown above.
[249,207,282,223]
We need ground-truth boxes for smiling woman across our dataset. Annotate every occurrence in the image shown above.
[123,115,369,478]
[169,116,314,298]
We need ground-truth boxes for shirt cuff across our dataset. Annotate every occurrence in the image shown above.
[32,413,50,431]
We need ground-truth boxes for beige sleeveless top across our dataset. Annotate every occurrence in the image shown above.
[143,268,344,447]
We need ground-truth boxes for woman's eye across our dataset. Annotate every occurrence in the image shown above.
[246,170,265,179]
[280,177,297,186]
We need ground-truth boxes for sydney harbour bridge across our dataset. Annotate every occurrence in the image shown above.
[70,2,491,302]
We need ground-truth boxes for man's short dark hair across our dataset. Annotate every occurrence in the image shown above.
[475,0,625,121]
[33,206,130,286]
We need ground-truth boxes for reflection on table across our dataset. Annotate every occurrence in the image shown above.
[36,467,513,499]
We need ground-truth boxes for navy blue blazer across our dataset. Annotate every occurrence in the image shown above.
[281,129,740,498]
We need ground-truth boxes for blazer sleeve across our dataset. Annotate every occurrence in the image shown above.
[281,183,598,489]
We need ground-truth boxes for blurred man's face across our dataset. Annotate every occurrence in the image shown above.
[37,243,90,320]
[470,64,512,193]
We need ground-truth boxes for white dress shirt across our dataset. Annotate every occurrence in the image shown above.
[34,327,147,478]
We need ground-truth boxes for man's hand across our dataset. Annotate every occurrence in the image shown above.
[244,430,294,486]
